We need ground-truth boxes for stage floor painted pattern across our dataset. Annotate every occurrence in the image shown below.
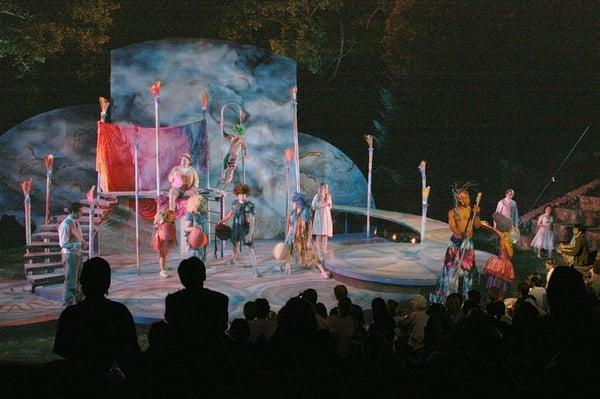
[0,238,494,326]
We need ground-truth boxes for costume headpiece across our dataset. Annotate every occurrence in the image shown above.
[291,192,308,208]
[180,153,192,161]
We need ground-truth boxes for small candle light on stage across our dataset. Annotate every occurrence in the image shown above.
[392,234,397,241]
[410,237,417,244]
[374,228,378,236]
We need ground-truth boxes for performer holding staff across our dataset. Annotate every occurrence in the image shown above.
[277,192,330,278]
[218,183,261,277]
[183,194,209,263]
[430,188,482,302]
[311,183,333,262]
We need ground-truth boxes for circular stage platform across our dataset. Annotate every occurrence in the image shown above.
[1,208,494,326]
[32,237,493,325]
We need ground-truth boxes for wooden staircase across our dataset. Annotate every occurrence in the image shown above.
[24,198,116,293]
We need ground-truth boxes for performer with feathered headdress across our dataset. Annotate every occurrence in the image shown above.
[430,185,482,303]
[276,192,330,278]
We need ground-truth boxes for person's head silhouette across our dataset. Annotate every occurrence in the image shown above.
[177,256,206,288]
[80,257,111,299]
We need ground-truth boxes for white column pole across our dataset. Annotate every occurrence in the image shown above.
[134,134,141,275]
[367,147,373,239]
[154,97,160,196]
[291,87,300,192]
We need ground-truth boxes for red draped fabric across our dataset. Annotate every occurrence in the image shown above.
[125,198,188,221]
[96,122,192,192]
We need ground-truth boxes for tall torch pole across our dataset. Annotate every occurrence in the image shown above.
[43,155,54,225]
[201,91,209,187]
[134,127,141,275]
[21,180,32,245]
[365,135,374,240]
[418,161,430,243]
[284,148,294,233]
[150,81,161,196]
[291,86,300,192]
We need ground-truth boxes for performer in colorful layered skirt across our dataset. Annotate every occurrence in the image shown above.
[278,192,331,278]
[168,153,200,211]
[218,183,260,277]
[480,213,516,299]
[152,196,177,278]
[183,194,209,263]
[311,183,333,262]
[430,189,481,303]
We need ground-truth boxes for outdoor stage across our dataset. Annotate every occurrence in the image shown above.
[1,208,494,326]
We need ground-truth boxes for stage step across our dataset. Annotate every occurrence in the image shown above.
[62,207,106,217]
[25,242,61,251]
[52,214,103,223]
[24,251,62,260]
[27,272,64,293]
[32,231,90,241]
[80,198,117,207]
[24,261,63,273]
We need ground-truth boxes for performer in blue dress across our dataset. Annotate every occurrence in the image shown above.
[218,183,260,277]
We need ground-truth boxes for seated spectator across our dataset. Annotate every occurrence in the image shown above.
[326,296,356,359]
[164,256,229,350]
[330,284,366,330]
[424,302,456,352]
[248,298,276,343]
[467,289,482,306]
[315,302,328,320]
[369,297,395,345]
[387,299,399,319]
[300,288,328,330]
[546,266,600,381]
[586,262,600,298]
[514,280,546,316]
[146,320,169,357]
[227,318,251,345]
[266,297,335,371]
[54,257,140,375]
[395,295,429,351]
[243,300,256,321]
[528,274,548,312]
[444,293,463,322]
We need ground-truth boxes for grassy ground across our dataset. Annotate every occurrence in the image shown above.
[0,320,149,365]
[0,247,26,280]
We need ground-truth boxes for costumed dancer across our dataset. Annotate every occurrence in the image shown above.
[278,192,331,278]
[183,194,209,263]
[217,124,247,190]
[218,183,260,277]
[311,183,333,262]
[480,213,516,299]
[168,153,200,211]
[530,206,555,258]
[430,188,482,303]
[152,195,177,278]
[58,202,85,307]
